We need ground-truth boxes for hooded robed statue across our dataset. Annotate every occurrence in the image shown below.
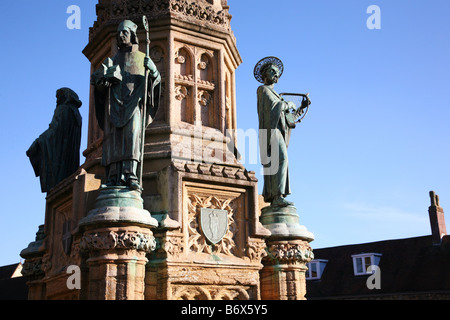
[91,20,161,191]
[27,88,82,193]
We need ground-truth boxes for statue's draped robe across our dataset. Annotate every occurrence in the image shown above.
[257,84,292,203]
[27,103,82,193]
[93,45,161,172]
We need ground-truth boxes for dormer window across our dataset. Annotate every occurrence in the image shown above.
[352,253,382,276]
[306,259,328,280]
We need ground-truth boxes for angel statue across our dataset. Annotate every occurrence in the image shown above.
[254,56,311,207]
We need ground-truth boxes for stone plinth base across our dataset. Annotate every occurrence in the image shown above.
[260,205,314,241]
[79,187,158,228]
[260,240,314,300]
[20,225,46,300]
[78,187,158,300]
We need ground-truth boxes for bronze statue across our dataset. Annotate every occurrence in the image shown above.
[255,57,310,207]
[91,19,161,190]
[27,88,82,193]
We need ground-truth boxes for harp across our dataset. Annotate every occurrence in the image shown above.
[280,93,311,128]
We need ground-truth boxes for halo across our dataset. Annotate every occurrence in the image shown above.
[253,56,284,83]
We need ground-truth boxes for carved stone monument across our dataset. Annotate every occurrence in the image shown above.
[21,0,314,301]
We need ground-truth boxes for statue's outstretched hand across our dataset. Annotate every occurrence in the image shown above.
[144,56,158,74]
[301,97,311,109]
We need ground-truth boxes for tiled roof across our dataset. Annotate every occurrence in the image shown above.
[0,263,22,280]
[0,263,28,300]
[306,235,450,299]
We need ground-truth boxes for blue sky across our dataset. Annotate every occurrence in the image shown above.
[1,0,449,266]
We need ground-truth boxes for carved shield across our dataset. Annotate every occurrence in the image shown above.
[200,208,229,245]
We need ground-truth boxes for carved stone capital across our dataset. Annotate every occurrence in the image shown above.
[151,232,184,260]
[246,238,267,264]
[21,257,44,279]
[80,230,156,254]
[265,240,314,265]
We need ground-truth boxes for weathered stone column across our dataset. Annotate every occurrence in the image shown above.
[20,225,47,300]
[78,187,157,300]
[260,240,313,300]
[260,205,314,300]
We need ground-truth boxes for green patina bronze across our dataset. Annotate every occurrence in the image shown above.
[94,186,145,209]
[78,186,158,229]
[255,57,314,241]
[26,88,82,193]
[91,19,161,191]
[255,57,310,207]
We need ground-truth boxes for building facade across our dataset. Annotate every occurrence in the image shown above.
[306,192,450,300]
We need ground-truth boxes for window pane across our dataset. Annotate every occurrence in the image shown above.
[356,257,363,274]
[305,265,311,278]
[364,256,372,273]
[310,262,318,278]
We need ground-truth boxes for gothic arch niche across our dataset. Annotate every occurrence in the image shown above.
[149,43,166,123]
[175,85,191,123]
[174,46,194,124]
[225,71,232,131]
[173,286,212,300]
[197,51,216,128]
[198,52,214,82]
[174,46,194,80]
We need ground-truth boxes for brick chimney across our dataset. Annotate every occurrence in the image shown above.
[428,191,447,245]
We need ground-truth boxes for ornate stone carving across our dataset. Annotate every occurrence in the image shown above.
[41,253,52,274]
[169,0,229,26]
[67,240,82,267]
[80,230,156,253]
[197,79,215,88]
[175,86,189,100]
[149,45,164,63]
[158,232,184,258]
[172,285,252,300]
[246,237,267,263]
[198,61,207,70]
[90,0,232,42]
[21,258,44,278]
[172,161,259,182]
[175,74,194,81]
[187,194,236,255]
[266,241,314,265]
[198,90,211,106]
[176,55,186,64]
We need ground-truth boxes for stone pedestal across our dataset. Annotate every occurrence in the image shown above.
[260,205,314,300]
[78,187,158,300]
[20,225,46,300]
[260,240,314,300]
[143,172,270,300]
[260,205,314,241]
